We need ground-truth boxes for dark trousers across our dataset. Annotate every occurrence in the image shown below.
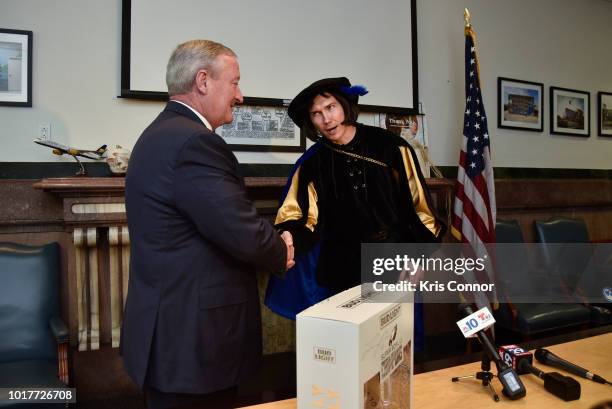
[143,385,238,409]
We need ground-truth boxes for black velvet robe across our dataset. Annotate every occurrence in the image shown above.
[275,123,445,292]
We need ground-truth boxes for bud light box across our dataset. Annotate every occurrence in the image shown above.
[296,285,413,409]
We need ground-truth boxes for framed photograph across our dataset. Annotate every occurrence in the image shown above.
[550,86,590,137]
[0,28,32,107]
[376,112,431,177]
[597,92,612,137]
[215,105,305,152]
[498,77,543,132]
[378,113,427,147]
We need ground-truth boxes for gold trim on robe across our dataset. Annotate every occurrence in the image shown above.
[399,146,441,237]
[277,145,439,237]
[275,167,319,232]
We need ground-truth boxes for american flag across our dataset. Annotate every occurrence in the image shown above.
[451,24,497,301]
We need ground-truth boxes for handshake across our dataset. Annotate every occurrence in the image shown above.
[280,231,295,270]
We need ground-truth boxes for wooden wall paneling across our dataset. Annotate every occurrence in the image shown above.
[0,176,603,352]
[495,179,612,242]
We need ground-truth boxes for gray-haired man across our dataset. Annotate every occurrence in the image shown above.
[121,39,294,409]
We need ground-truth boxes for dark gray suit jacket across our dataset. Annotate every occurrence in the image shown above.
[121,101,286,394]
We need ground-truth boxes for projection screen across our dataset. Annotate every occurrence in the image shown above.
[121,0,418,113]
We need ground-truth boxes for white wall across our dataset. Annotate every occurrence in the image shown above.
[1,0,611,168]
[418,0,612,168]
[0,0,300,164]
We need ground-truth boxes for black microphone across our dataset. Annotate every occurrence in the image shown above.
[458,304,526,399]
[535,348,611,385]
[500,345,581,401]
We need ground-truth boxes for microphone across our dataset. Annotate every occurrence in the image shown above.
[535,348,611,385]
[500,345,581,401]
[458,304,503,370]
[458,304,526,399]
[498,344,533,375]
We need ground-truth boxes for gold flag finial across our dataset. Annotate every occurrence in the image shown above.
[464,8,471,28]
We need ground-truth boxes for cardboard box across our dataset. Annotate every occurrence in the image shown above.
[297,285,413,409]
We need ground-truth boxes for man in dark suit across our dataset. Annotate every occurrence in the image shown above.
[121,39,294,409]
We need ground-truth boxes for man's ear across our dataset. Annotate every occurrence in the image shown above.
[195,69,208,94]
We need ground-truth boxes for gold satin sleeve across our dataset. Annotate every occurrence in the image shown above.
[274,167,319,232]
[399,146,441,237]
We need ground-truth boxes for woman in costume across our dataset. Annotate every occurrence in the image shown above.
[265,77,445,319]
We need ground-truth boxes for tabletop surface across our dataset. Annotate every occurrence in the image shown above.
[240,332,612,409]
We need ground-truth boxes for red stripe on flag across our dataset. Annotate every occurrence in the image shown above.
[459,191,491,242]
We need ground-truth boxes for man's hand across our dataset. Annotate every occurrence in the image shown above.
[280,230,295,270]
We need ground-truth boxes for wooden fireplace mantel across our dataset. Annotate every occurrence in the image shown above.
[33,176,296,195]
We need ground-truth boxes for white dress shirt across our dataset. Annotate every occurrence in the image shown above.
[170,100,213,131]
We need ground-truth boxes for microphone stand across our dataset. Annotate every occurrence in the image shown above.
[451,354,500,402]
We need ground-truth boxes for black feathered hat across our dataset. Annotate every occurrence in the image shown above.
[287,77,368,128]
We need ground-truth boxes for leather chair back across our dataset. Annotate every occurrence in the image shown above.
[496,219,524,244]
[534,217,589,244]
[0,242,60,363]
[534,218,591,292]
[495,219,530,290]
[495,220,591,335]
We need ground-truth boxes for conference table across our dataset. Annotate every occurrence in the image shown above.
[240,332,612,409]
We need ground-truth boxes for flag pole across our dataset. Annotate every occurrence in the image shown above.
[463,9,481,89]
[464,8,471,30]
[451,8,498,310]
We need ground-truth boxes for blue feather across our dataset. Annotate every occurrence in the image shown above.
[341,84,369,97]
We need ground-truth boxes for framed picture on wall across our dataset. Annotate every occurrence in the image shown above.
[215,105,305,152]
[497,77,543,132]
[550,87,590,137]
[0,28,32,107]
[377,112,431,177]
[597,91,612,137]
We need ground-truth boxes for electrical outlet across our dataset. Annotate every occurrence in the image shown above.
[39,123,51,140]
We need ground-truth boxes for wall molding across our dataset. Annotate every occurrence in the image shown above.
[1,162,611,180]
